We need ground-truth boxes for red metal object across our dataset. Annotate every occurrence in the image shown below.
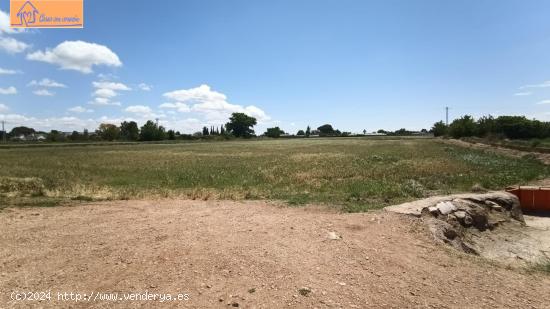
[506,186,550,212]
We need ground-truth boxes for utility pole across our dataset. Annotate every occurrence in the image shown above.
[1,120,5,143]
[445,107,449,126]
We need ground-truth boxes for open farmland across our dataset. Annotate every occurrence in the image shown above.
[0,138,547,211]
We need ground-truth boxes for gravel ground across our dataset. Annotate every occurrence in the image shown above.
[1,200,550,308]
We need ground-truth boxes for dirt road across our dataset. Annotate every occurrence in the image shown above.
[1,200,550,308]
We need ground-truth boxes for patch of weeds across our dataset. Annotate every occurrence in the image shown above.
[531,259,550,274]
[71,195,94,202]
[286,194,309,206]
[400,179,425,198]
[0,196,63,210]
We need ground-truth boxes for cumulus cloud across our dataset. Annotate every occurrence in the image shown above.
[28,78,67,88]
[92,81,131,91]
[138,83,152,91]
[27,41,122,73]
[159,102,190,113]
[163,84,270,122]
[68,106,93,113]
[89,81,131,106]
[125,105,152,114]
[0,113,98,131]
[0,67,20,75]
[0,10,25,34]
[0,86,17,95]
[94,88,117,98]
[536,100,550,105]
[0,103,8,112]
[0,36,29,54]
[33,89,55,96]
[88,97,121,106]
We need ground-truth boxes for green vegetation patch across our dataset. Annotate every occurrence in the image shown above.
[0,138,547,212]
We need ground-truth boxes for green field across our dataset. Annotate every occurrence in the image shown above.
[0,138,547,211]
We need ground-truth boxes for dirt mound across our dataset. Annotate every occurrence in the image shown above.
[386,192,550,266]
[1,200,550,308]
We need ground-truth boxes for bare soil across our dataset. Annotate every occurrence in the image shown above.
[1,200,550,308]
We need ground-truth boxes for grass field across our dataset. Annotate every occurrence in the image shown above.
[0,138,548,212]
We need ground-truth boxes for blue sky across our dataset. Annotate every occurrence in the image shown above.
[1,0,550,133]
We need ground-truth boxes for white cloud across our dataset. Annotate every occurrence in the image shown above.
[92,81,131,91]
[28,78,67,88]
[163,84,271,122]
[164,84,227,103]
[33,89,55,96]
[520,81,550,89]
[125,105,152,114]
[88,97,121,106]
[0,36,29,54]
[159,102,190,112]
[536,100,550,105]
[68,106,93,113]
[514,92,532,96]
[138,83,152,91]
[0,103,8,113]
[0,10,25,34]
[0,67,20,75]
[94,88,117,98]
[0,86,17,95]
[27,40,122,73]
[90,81,131,106]
[0,113,98,131]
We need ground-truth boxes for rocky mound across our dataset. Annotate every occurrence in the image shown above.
[385,192,524,254]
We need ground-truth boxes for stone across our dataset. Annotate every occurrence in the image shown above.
[436,201,457,215]
[327,231,341,240]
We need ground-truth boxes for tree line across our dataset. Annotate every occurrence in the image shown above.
[432,115,550,139]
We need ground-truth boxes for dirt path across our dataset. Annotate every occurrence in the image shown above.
[442,138,550,166]
[1,200,550,308]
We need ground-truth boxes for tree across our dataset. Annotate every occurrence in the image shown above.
[317,124,335,136]
[167,130,176,140]
[47,130,65,142]
[363,129,367,135]
[220,125,226,135]
[449,115,476,138]
[265,127,285,138]
[297,130,305,136]
[305,126,311,137]
[140,120,166,141]
[69,131,81,141]
[97,123,120,141]
[431,121,448,137]
[120,121,139,141]
[202,126,210,136]
[226,113,257,138]
[9,126,35,137]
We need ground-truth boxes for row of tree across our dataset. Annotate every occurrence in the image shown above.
[1,113,260,142]
[432,115,550,139]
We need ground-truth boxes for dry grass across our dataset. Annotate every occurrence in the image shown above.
[0,138,547,211]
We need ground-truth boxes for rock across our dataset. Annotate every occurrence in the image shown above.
[327,231,341,240]
[298,287,311,297]
[428,206,438,215]
[454,211,473,226]
[436,201,457,215]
